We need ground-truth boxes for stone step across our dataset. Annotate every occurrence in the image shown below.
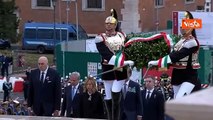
[166,87,213,120]
[0,115,106,120]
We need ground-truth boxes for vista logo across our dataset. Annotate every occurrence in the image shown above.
[181,19,202,29]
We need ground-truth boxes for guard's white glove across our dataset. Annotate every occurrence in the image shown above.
[148,60,158,67]
[124,60,134,66]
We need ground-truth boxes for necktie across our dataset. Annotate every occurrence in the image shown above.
[40,72,44,83]
[147,91,151,100]
[123,83,127,98]
[72,86,75,100]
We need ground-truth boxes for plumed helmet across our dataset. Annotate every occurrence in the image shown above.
[184,11,197,38]
[105,16,117,24]
[105,8,120,31]
[105,8,117,24]
[184,11,194,19]
[181,11,194,28]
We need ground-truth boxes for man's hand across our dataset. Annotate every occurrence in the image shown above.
[53,110,59,117]
[27,107,34,115]
[27,107,31,111]
[137,115,143,120]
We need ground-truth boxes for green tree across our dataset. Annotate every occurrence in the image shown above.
[0,0,19,43]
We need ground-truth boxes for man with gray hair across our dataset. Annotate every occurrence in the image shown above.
[61,71,83,118]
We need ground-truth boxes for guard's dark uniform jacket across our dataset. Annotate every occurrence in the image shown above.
[170,36,200,86]
[158,35,200,87]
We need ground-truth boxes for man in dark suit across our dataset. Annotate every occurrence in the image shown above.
[61,71,83,118]
[1,55,12,77]
[23,67,31,101]
[0,54,3,75]
[3,76,12,102]
[120,67,143,120]
[27,56,61,116]
[141,75,165,120]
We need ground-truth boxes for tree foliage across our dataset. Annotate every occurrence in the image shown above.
[0,0,19,43]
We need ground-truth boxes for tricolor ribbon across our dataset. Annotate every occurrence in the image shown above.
[125,32,175,52]
[158,55,169,68]
[114,51,125,67]
[114,32,176,68]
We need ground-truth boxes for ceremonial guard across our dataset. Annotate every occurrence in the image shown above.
[148,11,201,99]
[95,9,133,120]
[3,77,12,102]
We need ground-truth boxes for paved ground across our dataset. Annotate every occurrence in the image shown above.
[0,91,24,102]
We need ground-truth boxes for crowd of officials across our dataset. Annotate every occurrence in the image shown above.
[0,56,175,120]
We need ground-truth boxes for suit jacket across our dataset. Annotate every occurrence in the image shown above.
[61,84,83,117]
[80,91,105,119]
[1,56,12,67]
[120,80,143,120]
[3,82,12,93]
[27,68,61,116]
[141,89,165,120]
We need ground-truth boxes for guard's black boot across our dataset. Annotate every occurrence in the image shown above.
[112,92,122,120]
[104,100,112,120]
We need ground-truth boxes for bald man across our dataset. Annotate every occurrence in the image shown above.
[27,56,61,116]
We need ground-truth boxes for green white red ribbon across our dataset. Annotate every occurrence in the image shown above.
[114,51,125,67]
[114,32,176,68]
[158,55,169,68]
[125,32,175,52]
[164,34,176,52]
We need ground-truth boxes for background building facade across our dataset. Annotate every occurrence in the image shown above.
[15,0,207,35]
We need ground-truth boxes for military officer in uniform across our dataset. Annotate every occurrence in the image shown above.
[148,11,201,99]
[95,9,134,120]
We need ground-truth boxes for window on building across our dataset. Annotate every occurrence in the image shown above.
[185,0,194,4]
[206,8,210,12]
[82,0,105,11]
[37,0,51,7]
[31,0,53,9]
[206,3,210,6]
[155,0,164,7]
[87,0,102,8]
[197,6,204,10]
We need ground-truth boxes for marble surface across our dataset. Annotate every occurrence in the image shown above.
[166,87,213,120]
